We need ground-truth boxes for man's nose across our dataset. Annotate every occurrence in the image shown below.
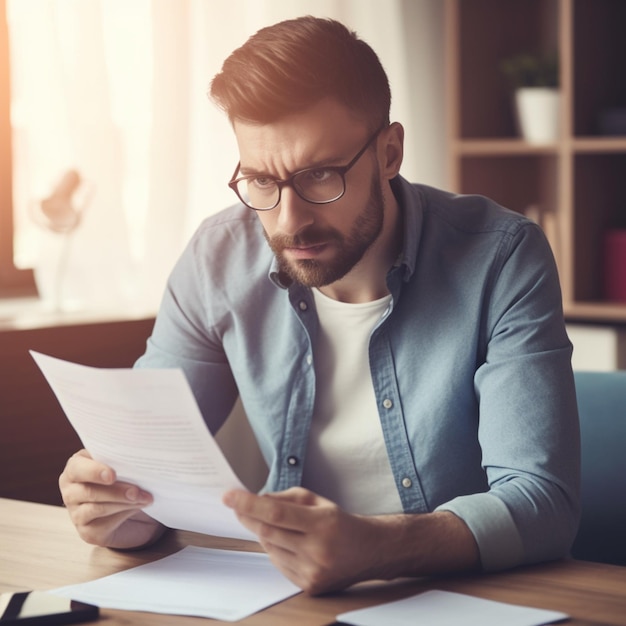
[275,186,315,235]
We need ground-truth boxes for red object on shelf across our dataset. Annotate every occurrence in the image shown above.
[604,230,626,302]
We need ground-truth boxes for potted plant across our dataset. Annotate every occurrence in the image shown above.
[500,52,560,144]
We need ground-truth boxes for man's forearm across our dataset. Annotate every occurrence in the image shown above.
[366,510,481,581]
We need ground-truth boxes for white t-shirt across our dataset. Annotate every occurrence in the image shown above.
[301,288,403,515]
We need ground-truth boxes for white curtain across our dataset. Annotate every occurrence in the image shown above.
[8,0,445,314]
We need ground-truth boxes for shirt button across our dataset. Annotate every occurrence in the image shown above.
[287,456,299,466]
[299,301,308,311]
[382,398,393,409]
[401,477,412,488]
[306,354,312,365]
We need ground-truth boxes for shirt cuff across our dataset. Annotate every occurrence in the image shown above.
[435,493,524,571]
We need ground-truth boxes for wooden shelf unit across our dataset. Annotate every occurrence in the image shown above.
[445,0,626,323]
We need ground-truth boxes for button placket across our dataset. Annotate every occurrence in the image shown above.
[369,331,429,512]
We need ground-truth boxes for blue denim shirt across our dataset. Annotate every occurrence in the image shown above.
[136,176,580,571]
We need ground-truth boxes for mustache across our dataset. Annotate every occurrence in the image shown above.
[268,227,342,251]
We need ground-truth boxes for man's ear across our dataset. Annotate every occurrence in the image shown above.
[379,122,404,180]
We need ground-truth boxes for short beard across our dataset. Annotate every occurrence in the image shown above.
[267,176,385,288]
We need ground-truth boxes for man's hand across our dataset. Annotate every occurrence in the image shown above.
[223,487,383,594]
[223,487,480,595]
[59,449,166,549]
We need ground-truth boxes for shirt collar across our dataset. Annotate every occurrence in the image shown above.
[390,175,421,282]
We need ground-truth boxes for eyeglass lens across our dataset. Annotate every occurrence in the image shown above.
[235,168,345,210]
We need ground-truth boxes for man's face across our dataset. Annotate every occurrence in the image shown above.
[233,100,385,288]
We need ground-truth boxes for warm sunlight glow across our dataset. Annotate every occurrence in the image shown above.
[3,1,439,313]
[7,0,152,269]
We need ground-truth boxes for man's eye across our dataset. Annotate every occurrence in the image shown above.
[250,176,275,190]
[301,168,333,184]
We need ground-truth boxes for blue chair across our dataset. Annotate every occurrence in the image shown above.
[571,371,626,565]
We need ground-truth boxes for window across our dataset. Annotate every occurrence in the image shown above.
[0,1,444,311]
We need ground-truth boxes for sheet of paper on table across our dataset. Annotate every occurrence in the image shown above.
[336,590,569,626]
[51,545,300,622]
[31,351,256,541]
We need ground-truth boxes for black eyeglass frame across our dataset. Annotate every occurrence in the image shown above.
[227,126,384,211]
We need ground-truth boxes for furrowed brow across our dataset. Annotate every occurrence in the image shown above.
[238,165,275,177]
[239,155,346,179]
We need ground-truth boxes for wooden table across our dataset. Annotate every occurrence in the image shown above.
[1,498,625,625]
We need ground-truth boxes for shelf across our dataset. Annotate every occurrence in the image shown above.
[452,139,560,155]
[571,137,626,153]
[564,302,626,325]
[446,0,626,323]
[453,137,626,155]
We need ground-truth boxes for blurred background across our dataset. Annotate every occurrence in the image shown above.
[2,0,445,315]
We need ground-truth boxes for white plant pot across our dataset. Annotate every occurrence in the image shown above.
[515,87,561,144]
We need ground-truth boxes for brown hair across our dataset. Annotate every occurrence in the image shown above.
[209,16,391,131]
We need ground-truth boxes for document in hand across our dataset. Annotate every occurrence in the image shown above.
[31,351,256,541]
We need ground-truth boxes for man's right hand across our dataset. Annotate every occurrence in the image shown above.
[59,449,166,549]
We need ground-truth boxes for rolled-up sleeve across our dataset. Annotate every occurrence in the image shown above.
[440,222,580,570]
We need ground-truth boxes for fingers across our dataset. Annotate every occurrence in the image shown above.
[223,487,371,594]
[223,487,326,527]
[59,449,112,502]
[59,449,154,547]
[60,449,151,507]
[62,476,152,513]
[223,488,342,559]
[59,449,116,490]
[223,489,312,534]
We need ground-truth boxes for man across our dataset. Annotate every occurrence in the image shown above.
[59,16,580,595]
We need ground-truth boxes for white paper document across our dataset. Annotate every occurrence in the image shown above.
[51,545,300,621]
[336,590,569,626]
[31,351,256,541]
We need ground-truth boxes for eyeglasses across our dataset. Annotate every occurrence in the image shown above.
[228,127,382,211]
